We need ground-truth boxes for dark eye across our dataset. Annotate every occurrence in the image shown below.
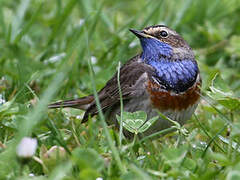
[159,30,168,37]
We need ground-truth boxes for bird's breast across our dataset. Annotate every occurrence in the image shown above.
[145,59,199,93]
[147,74,201,111]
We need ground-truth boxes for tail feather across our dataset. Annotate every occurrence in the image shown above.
[48,96,94,110]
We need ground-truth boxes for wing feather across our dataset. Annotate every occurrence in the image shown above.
[82,55,154,121]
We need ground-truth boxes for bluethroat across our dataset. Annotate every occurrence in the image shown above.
[49,25,201,137]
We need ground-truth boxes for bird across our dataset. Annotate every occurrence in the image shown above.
[48,25,201,138]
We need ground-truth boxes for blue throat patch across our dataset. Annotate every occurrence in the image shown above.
[140,37,198,93]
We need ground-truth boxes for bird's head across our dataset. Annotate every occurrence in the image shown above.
[130,25,199,93]
[130,25,194,62]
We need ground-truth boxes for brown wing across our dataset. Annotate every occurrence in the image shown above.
[82,55,154,121]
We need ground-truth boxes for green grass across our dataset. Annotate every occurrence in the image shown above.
[0,0,240,179]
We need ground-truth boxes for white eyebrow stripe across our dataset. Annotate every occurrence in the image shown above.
[143,27,177,36]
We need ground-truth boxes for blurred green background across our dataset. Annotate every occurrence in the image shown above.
[0,0,240,179]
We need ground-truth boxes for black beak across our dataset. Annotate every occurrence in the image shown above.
[129,29,147,38]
